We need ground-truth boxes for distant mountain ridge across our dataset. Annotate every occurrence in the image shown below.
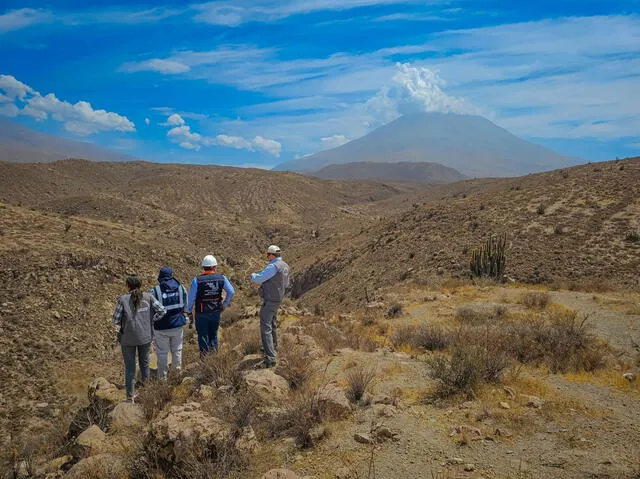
[0,118,137,163]
[274,112,578,177]
[313,161,467,184]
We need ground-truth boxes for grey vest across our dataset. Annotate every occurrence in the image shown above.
[261,258,290,303]
[118,292,154,346]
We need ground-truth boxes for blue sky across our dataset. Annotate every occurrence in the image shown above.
[0,1,638,168]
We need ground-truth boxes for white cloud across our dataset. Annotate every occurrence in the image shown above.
[0,75,34,99]
[192,0,436,26]
[365,63,481,126]
[144,117,150,125]
[0,6,184,34]
[120,59,190,74]
[0,74,135,135]
[321,134,350,148]
[253,135,282,156]
[163,114,282,156]
[0,8,52,33]
[166,113,186,126]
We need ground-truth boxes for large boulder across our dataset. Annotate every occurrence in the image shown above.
[317,382,352,419]
[109,402,145,431]
[76,425,107,452]
[88,377,123,409]
[65,454,126,479]
[150,402,231,463]
[242,369,290,404]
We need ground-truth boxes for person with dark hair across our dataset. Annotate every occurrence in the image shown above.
[150,267,188,380]
[112,274,166,402]
[250,245,290,368]
[186,255,235,357]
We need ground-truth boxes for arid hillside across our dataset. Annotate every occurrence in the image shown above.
[1,157,639,479]
[291,157,640,309]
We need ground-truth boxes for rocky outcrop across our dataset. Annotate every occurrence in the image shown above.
[242,369,290,404]
[87,377,122,409]
[150,402,231,462]
[317,382,352,419]
[65,454,126,479]
[109,402,145,431]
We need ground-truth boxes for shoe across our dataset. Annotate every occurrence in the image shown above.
[265,361,276,369]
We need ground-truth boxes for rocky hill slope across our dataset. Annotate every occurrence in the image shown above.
[312,161,467,184]
[291,157,640,310]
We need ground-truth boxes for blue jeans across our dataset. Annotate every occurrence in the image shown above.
[121,343,151,399]
[195,312,221,356]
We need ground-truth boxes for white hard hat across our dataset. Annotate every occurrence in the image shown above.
[202,255,217,267]
[267,245,281,254]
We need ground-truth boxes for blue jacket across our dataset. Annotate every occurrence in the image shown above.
[150,275,188,330]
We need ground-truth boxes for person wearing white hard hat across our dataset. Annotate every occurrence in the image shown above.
[186,255,235,357]
[250,245,290,368]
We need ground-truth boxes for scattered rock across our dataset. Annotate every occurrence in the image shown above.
[354,432,375,444]
[365,301,385,309]
[239,354,265,371]
[372,394,396,406]
[494,427,513,437]
[446,457,464,465]
[65,454,126,479]
[242,369,290,404]
[503,386,516,399]
[499,402,511,409]
[623,372,635,382]
[317,382,352,419]
[261,469,301,479]
[450,425,482,437]
[87,377,122,409]
[109,402,144,431]
[373,404,396,418]
[334,467,352,479]
[150,402,231,462]
[464,464,475,472]
[35,455,73,475]
[372,423,400,442]
[521,394,544,408]
[459,401,475,409]
[76,424,106,451]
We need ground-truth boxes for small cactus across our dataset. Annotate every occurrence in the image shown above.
[470,234,507,279]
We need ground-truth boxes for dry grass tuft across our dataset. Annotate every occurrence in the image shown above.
[386,303,403,318]
[136,379,173,421]
[345,365,376,403]
[195,348,242,390]
[520,291,551,309]
[276,345,317,389]
[262,386,324,448]
[455,304,507,324]
[390,324,450,351]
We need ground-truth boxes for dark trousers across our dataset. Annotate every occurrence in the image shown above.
[121,343,151,399]
[195,312,221,356]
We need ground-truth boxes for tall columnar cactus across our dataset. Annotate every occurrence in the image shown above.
[470,233,507,279]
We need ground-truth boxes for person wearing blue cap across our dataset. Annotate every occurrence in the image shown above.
[150,266,188,380]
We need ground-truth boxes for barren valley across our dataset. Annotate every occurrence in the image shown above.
[0,157,639,479]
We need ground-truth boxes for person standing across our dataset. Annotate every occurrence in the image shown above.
[112,274,166,402]
[187,255,235,357]
[250,245,290,368]
[150,267,188,380]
